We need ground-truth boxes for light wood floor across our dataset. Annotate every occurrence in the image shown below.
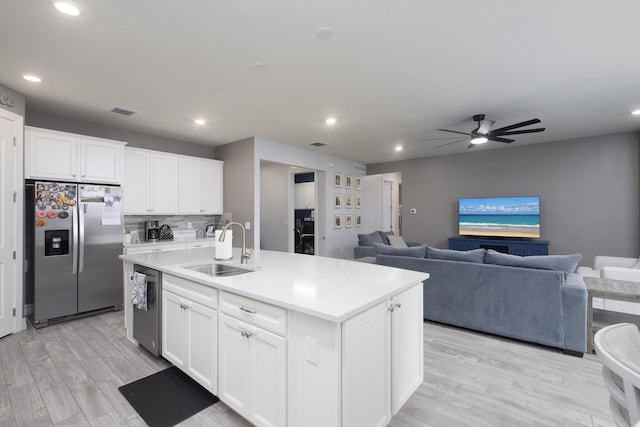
[0,311,614,427]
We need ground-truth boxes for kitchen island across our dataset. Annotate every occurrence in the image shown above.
[121,248,428,427]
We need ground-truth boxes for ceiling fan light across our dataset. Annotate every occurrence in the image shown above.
[470,136,488,145]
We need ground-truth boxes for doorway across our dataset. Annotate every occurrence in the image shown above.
[292,171,316,255]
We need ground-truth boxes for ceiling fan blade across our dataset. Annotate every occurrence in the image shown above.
[437,129,472,137]
[488,136,515,143]
[490,119,542,134]
[477,120,495,135]
[436,138,467,148]
[496,128,546,136]
[421,136,471,142]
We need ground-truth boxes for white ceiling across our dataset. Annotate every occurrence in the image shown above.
[2,0,640,164]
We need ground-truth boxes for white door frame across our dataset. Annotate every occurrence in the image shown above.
[0,108,24,336]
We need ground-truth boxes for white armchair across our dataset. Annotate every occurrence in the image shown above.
[578,256,640,314]
[577,256,640,278]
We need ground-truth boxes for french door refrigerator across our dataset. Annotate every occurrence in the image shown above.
[24,181,124,327]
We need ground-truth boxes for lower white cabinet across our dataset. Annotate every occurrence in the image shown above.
[342,283,424,426]
[218,309,286,427]
[162,275,218,394]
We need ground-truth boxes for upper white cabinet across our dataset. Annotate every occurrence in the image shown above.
[178,157,224,214]
[124,147,222,215]
[25,127,126,184]
[294,182,315,209]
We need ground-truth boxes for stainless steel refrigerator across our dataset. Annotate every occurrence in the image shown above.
[24,181,124,327]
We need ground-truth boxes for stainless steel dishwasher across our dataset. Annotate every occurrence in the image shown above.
[132,264,162,356]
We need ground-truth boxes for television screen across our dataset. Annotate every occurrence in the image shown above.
[459,196,540,238]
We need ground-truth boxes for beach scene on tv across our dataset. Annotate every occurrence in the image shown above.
[459,196,541,238]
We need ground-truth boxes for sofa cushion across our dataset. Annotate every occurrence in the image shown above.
[387,235,408,248]
[358,231,385,247]
[380,230,395,245]
[373,242,427,258]
[484,249,582,275]
[426,246,486,264]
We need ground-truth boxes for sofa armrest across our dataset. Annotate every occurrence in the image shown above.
[601,266,640,282]
[594,256,638,271]
[354,246,377,259]
[561,274,587,353]
[576,266,599,278]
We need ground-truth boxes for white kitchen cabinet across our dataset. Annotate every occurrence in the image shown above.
[122,148,149,213]
[342,283,424,426]
[294,181,315,209]
[162,274,218,394]
[218,293,287,427]
[123,148,179,214]
[25,127,125,184]
[124,147,221,215]
[178,157,223,214]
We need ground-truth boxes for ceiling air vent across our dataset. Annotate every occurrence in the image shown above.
[111,106,137,116]
[309,141,329,148]
[353,164,366,173]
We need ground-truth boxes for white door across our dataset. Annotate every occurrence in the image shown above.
[80,138,123,184]
[342,300,392,427]
[250,328,286,427]
[0,110,22,338]
[123,148,149,214]
[149,153,179,214]
[25,128,77,180]
[218,313,251,415]
[162,290,186,368]
[391,283,424,414]
[202,160,223,214]
[178,157,202,214]
[186,301,218,394]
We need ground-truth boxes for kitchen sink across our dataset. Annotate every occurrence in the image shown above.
[182,263,254,277]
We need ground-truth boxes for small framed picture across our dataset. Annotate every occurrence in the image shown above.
[345,214,353,228]
[345,194,353,209]
[333,193,343,209]
[355,177,363,191]
[345,175,353,190]
[355,194,362,209]
[334,214,342,229]
[333,173,343,188]
[355,213,363,227]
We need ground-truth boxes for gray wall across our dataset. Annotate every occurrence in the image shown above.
[216,137,256,248]
[25,110,215,158]
[367,132,640,266]
[0,83,25,116]
[259,161,290,251]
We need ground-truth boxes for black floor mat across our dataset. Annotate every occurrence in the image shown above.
[119,366,219,427]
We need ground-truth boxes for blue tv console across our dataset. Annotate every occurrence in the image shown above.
[448,236,549,256]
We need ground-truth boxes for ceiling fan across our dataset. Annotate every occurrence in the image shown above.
[425,114,546,149]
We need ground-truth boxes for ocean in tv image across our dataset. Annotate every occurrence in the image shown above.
[459,196,540,238]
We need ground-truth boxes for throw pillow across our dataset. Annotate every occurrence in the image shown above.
[373,242,427,258]
[484,249,582,275]
[426,246,486,264]
[380,230,395,245]
[358,231,385,247]
[387,235,408,248]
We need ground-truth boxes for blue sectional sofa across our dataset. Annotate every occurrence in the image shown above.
[376,247,587,355]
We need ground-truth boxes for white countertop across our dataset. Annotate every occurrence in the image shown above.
[120,248,428,323]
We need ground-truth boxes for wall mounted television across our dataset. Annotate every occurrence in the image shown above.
[459,196,540,239]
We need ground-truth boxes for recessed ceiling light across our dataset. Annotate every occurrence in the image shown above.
[395,145,404,152]
[209,84,222,92]
[194,119,206,125]
[316,26,334,39]
[251,62,268,71]
[23,74,42,83]
[325,117,337,125]
[632,109,640,116]
[53,1,80,16]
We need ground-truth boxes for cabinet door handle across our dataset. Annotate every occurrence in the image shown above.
[241,330,253,338]
[395,302,402,309]
[239,306,257,314]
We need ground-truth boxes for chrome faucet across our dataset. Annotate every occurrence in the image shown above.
[219,222,251,264]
